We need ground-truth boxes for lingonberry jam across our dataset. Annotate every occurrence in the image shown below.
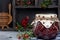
[31,14,59,39]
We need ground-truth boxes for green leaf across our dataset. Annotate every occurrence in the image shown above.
[43,0,52,5]
[16,22,21,27]
[16,22,24,31]
[27,23,32,28]
[23,38,26,40]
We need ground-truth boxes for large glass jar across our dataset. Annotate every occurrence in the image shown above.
[31,14,59,39]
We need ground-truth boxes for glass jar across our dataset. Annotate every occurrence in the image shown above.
[31,14,59,39]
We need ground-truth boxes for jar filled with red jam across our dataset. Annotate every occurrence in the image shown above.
[31,14,59,39]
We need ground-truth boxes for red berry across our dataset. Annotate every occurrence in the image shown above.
[27,2,31,5]
[24,34,29,38]
[18,36,21,39]
[16,26,18,29]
